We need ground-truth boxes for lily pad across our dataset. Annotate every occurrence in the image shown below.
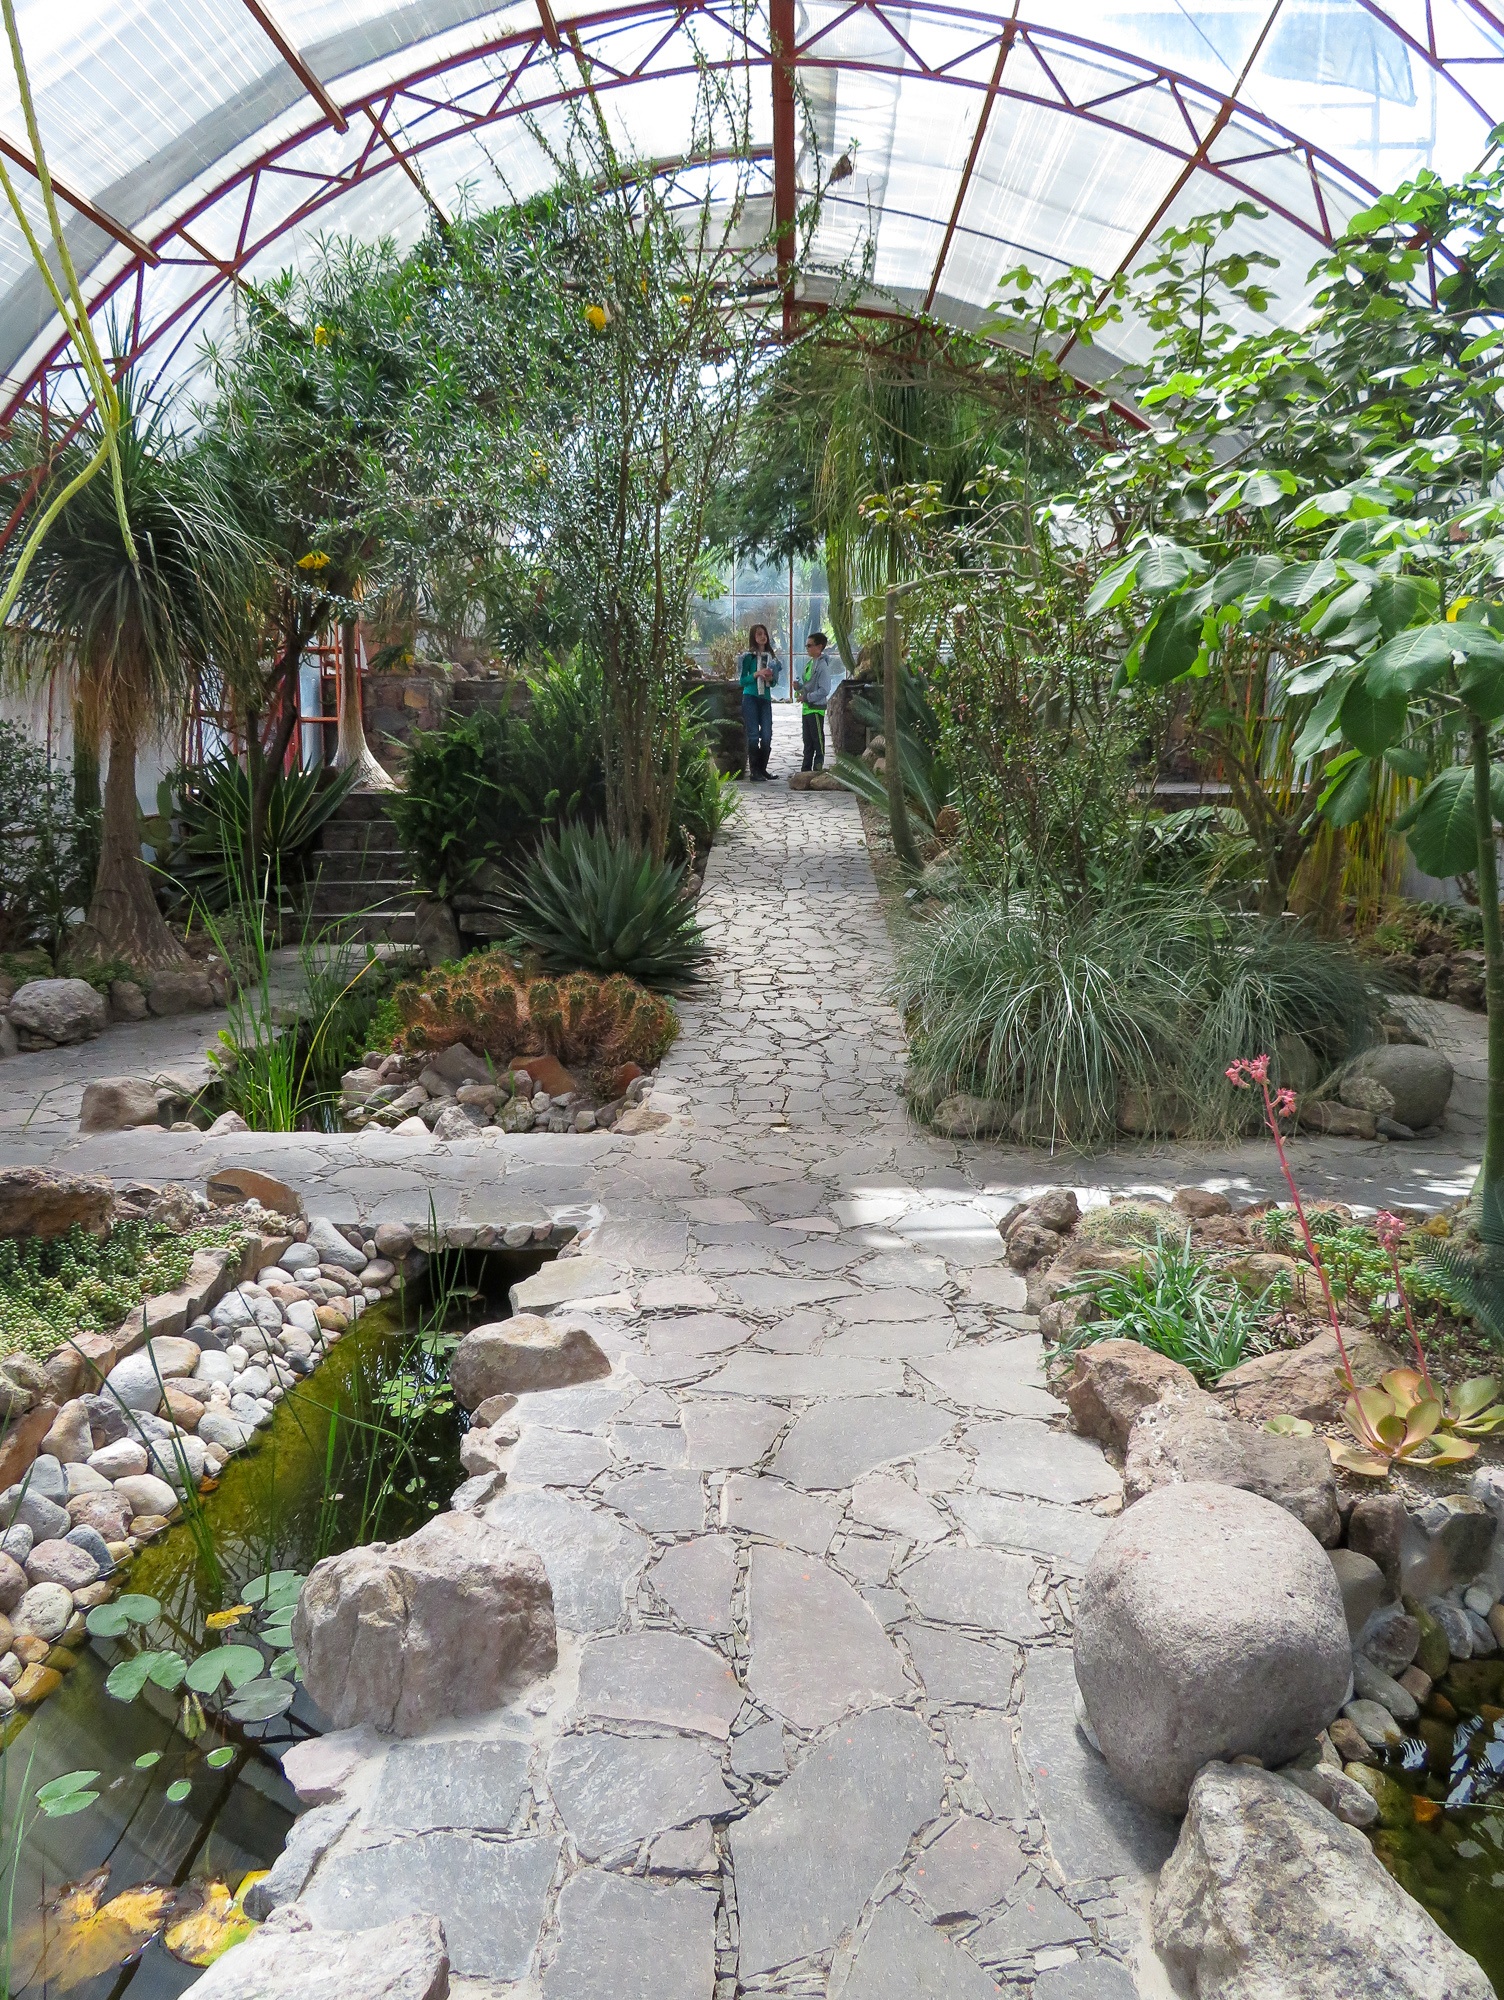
[184,1645,264,1695]
[36,1771,100,1818]
[224,1676,295,1723]
[105,1651,187,1701]
[85,1594,161,1640]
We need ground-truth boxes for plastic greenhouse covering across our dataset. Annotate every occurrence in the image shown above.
[3,0,1503,418]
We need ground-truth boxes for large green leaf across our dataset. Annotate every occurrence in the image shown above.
[105,1650,187,1702]
[1133,600,1205,685]
[1320,754,1375,828]
[1292,676,1350,764]
[1363,624,1458,698]
[1338,678,1407,756]
[1084,552,1143,617]
[1208,552,1284,607]
[1394,766,1488,876]
[1136,544,1207,596]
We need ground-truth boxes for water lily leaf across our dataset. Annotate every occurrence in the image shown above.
[268,1650,299,1679]
[225,1676,296,1722]
[36,1771,101,1818]
[86,1592,161,1639]
[105,1651,186,1702]
[161,1879,258,1968]
[259,1624,294,1653]
[1263,1414,1315,1436]
[165,1779,192,1804]
[242,1570,302,1608]
[9,1869,174,1992]
[184,1645,264,1695]
[134,1752,161,1770]
[114,1594,161,1625]
[206,1746,236,1770]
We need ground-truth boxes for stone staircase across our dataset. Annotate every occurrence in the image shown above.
[308,792,420,946]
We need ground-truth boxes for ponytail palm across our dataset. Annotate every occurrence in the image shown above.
[0,371,263,968]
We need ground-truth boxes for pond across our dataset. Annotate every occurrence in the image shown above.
[1368,1657,1504,1990]
[0,1244,545,1998]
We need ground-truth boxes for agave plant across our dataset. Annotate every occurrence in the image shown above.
[505,821,711,990]
[1329,1368,1481,1478]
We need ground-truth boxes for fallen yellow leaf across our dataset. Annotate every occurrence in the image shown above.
[163,1879,259,1966]
[10,1869,173,1991]
[204,1606,252,1631]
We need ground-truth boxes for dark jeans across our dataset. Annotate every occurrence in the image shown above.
[801,709,826,771]
[742,693,772,767]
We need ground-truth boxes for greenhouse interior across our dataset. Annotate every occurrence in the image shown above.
[5,1,1504,1995]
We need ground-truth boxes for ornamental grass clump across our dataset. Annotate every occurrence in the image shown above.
[392,952,677,1073]
[505,821,711,989]
[898,888,1381,1145]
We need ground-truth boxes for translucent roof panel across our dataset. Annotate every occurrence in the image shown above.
[2,0,1501,419]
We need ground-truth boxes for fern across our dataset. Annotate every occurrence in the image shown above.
[1422,1187,1504,1347]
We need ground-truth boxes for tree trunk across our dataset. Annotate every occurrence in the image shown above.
[77,712,188,971]
[884,586,921,870]
[332,617,395,793]
[1472,718,1504,1231]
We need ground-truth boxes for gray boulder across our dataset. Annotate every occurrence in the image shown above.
[1341,1043,1454,1132]
[1402,1493,1496,1599]
[78,1078,161,1134]
[292,1510,556,1736]
[0,1166,112,1240]
[1074,1483,1351,1814]
[929,1094,1011,1139]
[306,1217,367,1274]
[6,978,107,1047]
[1124,1395,1341,1546]
[1152,1763,1493,1999]
[183,1908,449,1999]
[449,1315,610,1408]
[145,966,216,1016]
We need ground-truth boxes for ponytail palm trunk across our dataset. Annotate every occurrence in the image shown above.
[0,371,262,969]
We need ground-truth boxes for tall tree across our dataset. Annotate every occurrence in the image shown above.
[0,371,262,967]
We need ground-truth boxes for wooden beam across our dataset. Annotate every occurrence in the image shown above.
[0,134,158,265]
[922,15,1016,314]
[771,0,796,335]
[240,0,350,133]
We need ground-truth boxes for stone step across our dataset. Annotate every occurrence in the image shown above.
[308,849,408,883]
[319,819,404,854]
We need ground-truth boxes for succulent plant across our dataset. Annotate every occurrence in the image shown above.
[505,822,711,990]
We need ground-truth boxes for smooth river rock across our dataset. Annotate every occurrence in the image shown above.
[1074,1483,1350,1815]
[292,1511,557,1735]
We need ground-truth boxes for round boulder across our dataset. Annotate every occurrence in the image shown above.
[1074,1482,1350,1814]
[6,978,107,1047]
[1340,1043,1453,1131]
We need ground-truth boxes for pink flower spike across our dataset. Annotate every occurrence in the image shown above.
[1225,1063,1250,1088]
[1272,1088,1297,1120]
[1375,1210,1405,1252]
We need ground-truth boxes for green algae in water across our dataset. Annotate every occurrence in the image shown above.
[129,1294,469,1642]
[1368,1655,1504,1989]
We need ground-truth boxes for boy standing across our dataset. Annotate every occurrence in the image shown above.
[796,630,833,773]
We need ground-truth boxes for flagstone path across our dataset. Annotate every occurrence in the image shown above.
[14,706,1483,1998]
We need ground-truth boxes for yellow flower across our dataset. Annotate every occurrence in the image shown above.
[296,550,331,571]
[584,304,608,331]
[679,294,693,307]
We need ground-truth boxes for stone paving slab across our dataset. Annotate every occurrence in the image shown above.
[151,706,1491,1996]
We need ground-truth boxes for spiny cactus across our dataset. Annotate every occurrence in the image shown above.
[387,951,675,1073]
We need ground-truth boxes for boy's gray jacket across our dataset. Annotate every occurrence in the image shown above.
[797,656,834,706]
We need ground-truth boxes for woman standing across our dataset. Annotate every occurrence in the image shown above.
[739,622,780,781]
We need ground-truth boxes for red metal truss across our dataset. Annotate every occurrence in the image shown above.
[2,0,1492,427]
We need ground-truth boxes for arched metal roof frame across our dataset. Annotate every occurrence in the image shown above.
[3,0,1502,436]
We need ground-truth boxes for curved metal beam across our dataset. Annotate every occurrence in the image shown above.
[0,0,1454,426]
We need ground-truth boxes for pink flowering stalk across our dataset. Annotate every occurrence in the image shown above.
[1374,1208,1434,1394]
[1226,1055,1358,1394]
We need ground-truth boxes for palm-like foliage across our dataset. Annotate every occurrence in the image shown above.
[0,370,263,967]
[506,822,711,989]
[164,755,356,913]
